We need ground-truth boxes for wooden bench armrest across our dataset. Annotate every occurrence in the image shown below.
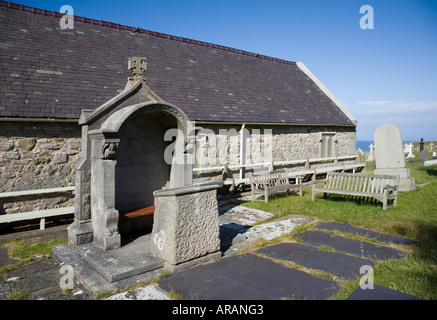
[383,184,398,190]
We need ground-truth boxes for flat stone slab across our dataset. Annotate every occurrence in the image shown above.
[0,247,18,267]
[316,222,414,245]
[106,284,171,300]
[53,243,167,295]
[158,253,340,300]
[220,215,315,256]
[218,204,274,226]
[0,257,89,300]
[294,231,406,260]
[256,242,374,280]
[347,284,423,300]
[74,242,164,282]
[245,216,315,241]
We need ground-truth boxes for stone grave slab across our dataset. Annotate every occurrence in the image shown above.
[424,159,437,167]
[158,253,340,300]
[294,231,406,260]
[0,247,18,267]
[218,204,274,226]
[315,222,414,245]
[256,242,374,280]
[347,284,423,300]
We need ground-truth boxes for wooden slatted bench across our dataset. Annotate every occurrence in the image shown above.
[248,169,302,203]
[312,172,399,210]
[0,187,75,230]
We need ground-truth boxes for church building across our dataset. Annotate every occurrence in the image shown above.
[0,2,358,226]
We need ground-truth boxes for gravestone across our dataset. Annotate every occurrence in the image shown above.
[404,143,414,159]
[374,124,415,191]
[424,160,437,167]
[419,149,429,161]
[366,143,374,161]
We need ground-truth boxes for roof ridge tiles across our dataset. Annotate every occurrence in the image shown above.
[0,0,296,66]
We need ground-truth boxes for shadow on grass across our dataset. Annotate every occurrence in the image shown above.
[315,194,385,208]
[420,166,437,176]
[395,222,437,299]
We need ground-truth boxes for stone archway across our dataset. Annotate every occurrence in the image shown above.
[66,57,219,276]
[87,102,192,250]
[114,110,176,236]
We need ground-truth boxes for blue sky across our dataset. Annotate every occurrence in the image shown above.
[13,0,437,141]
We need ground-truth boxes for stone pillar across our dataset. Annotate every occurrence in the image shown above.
[151,185,220,268]
[67,167,93,246]
[68,125,93,246]
[89,134,121,250]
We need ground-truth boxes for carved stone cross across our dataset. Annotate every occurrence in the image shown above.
[128,56,147,80]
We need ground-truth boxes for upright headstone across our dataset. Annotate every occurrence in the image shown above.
[405,143,415,159]
[374,124,415,191]
[419,149,429,161]
[420,138,424,151]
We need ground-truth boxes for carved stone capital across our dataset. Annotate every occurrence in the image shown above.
[102,142,119,159]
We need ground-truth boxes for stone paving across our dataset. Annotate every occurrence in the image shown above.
[0,198,422,300]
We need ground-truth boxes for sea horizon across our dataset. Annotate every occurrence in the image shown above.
[356,140,418,152]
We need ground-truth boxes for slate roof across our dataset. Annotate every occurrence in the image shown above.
[0,1,355,126]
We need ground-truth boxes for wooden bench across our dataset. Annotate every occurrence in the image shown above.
[312,172,399,210]
[0,187,75,230]
[248,169,302,203]
[119,205,155,219]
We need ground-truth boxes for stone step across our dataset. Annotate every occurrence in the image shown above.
[53,242,166,295]
[52,243,119,294]
[74,242,164,283]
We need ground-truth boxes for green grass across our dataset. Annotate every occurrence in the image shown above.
[0,237,67,273]
[243,162,437,300]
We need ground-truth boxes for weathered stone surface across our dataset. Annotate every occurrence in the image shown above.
[52,152,68,164]
[0,139,14,151]
[16,138,36,151]
[373,124,415,191]
[0,122,80,214]
[151,185,221,265]
[1,151,19,160]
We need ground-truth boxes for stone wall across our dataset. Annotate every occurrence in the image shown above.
[0,121,81,214]
[0,120,356,213]
[193,124,356,183]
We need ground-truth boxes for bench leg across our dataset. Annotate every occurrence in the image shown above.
[264,188,269,203]
[311,186,316,201]
[383,190,388,210]
[40,218,45,230]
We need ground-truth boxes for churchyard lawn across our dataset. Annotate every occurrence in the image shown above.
[244,161,437,300]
